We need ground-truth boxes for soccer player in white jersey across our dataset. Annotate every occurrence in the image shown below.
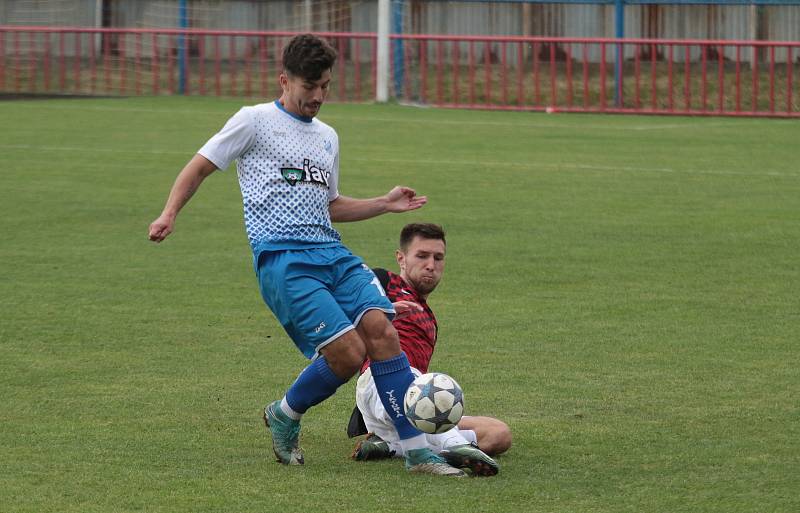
[148,34,464,476]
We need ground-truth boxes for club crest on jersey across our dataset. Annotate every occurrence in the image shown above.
[280,159,330,188]
[281,168,304,185]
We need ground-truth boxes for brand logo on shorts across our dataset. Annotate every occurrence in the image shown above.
[314,321,326,334]
[280,159,330,188]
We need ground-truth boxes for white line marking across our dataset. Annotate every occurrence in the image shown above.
[350,157,796,178]
[2,144,795,178]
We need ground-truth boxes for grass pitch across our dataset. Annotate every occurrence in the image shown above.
[1,97,798,513]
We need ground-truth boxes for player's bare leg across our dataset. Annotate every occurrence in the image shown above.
[319,330,368,378]
[457,416,512,456]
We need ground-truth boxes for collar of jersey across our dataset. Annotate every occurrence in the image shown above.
[274,100,314,123]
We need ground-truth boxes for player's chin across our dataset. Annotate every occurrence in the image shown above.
[304,104,321,116]
[418,279,439,295]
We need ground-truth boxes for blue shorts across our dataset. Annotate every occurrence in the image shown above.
[256,245,395,359]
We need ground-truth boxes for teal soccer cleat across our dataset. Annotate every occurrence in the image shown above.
[440,443,499,476]
[351,433,395,461]
[263,400,304,465]
[404,448,466,477]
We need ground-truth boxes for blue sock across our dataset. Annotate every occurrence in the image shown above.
[370,353,421,440]
[284,356,347,415]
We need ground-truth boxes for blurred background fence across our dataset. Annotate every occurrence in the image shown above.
[3,1,800,40]
[1,0,799,116]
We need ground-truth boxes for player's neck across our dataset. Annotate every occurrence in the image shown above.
[277,96,313,121]
[400,274,429,302]
[277,96,294,114]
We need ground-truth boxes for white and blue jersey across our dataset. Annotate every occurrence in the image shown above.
[198,100,342,254]
[197,100,393,358]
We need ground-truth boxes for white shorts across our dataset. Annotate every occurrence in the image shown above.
[355,367,471,455]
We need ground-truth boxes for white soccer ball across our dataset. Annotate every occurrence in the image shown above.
[403,372,464,434]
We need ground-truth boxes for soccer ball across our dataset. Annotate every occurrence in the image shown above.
[403,372,464,434]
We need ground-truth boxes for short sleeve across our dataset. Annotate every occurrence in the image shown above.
[198,107,256,171]
[327,133,340,202]
[372,268,391,291]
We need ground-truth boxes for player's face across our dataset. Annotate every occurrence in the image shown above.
[397,236,446,298]
[279,69,332,118]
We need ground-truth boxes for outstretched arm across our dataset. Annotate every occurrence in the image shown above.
[329,186,427,223]
[148,154,218,243]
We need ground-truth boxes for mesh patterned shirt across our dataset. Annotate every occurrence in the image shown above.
[198,100,342,254]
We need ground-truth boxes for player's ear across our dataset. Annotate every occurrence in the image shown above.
[279,72,289,91]
[396,249,405,270]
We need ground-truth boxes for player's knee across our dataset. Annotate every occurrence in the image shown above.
[473,418,512,456]
[368,325,400,360]
[321,334,367,379]
[374,320,398,346]
[485,420,512,455]
[341,343,368,377]
[359,312,401,360]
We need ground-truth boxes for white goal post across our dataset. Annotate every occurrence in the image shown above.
[376,0,390,102]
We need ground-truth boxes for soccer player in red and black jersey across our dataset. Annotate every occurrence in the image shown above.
[347,223,512,476]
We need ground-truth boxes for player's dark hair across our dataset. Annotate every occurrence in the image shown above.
[399,223,446,251]
[282,34,337,81]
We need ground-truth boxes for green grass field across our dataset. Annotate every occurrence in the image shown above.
[1,96,798,513]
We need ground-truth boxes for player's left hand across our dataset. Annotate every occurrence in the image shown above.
[393,300,422,320]
[384,186,427,213]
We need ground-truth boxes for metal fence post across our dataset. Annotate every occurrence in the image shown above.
[392,0,405,97]
[615,0,625,107]
[178,0,187,95]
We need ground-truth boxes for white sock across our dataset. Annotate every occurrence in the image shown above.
[280,396,302,420]
[387,441,404,457]
[459,429,478,445]
[427,429,469,452]
[398,434,428,453]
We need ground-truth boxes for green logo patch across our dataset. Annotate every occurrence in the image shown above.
[281,167,304,186]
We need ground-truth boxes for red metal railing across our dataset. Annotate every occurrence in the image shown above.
[0,27,377,102]
[1,26,798,117]
[391,33,800,117]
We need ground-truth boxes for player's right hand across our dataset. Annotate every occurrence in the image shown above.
[384,186,427,213]
[148,214,174,243]
[392,300,423,320]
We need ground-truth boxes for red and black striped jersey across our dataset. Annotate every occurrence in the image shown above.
[372,268,438,373]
